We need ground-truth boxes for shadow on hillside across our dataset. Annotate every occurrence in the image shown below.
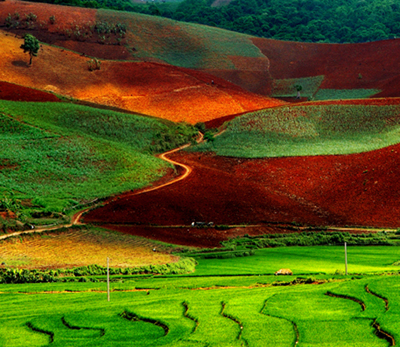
[12,61,29,68]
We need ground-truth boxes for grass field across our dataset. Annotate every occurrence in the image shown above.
[314,89,381,100]
[271,76,324,98]
[97,9,265,70]
[194,104,400,157]
[2,244,400,346]
[0,100,196,213]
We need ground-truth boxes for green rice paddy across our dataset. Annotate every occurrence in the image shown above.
[2,245,400,346]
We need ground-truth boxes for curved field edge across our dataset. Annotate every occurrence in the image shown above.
[2,257,400,345]
[193,103,400,158]
[0,100,196,212]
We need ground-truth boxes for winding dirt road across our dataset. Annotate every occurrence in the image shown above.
[0,142,195,240]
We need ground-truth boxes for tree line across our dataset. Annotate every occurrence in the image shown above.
[25,0,400,43]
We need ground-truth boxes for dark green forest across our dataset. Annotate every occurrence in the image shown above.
[27,0,400,43]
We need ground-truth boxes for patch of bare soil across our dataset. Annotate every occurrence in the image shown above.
[252,37,400,95]
[84,146,400,247]
[0,81,59,101]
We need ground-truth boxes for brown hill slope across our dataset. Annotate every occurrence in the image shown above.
[0,30,282,123]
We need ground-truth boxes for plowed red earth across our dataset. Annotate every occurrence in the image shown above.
[0,81,59,101]
[252,38,400,96]
[84,145,400,247]
[0,30,282,123]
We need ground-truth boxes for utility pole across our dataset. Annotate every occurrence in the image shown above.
[107,257,110,302]
[344,242,348,275]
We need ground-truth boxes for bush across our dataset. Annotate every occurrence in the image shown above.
[87,58,101,71]
[195,122,206,133]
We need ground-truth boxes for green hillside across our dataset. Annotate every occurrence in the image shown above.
[193,104,400,157]
[0,101,196,213]
[97,9,264,69]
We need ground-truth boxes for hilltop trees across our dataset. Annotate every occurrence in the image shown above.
[20,34,40,66]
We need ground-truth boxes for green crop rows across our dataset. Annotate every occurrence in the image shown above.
[2,244,400,346]
[0,100,196,212]
[194,104,400,157]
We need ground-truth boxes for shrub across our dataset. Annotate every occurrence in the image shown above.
[25,13,37,22]
[87,58,101,71]
[195,122,206,133]
[204,131,215,142]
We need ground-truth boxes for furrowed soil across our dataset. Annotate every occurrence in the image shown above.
[84,145,400,247]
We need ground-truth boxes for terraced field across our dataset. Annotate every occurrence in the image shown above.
[2,246,400,346]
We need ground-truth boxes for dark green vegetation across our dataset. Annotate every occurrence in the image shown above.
[27,0,400,43]
[20,34,40,66]
[0,100,197,221]
[194,104,400,157]
[2,244,400,346]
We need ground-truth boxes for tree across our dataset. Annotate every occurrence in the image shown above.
[20,34,40,66]
[294,85,303,99]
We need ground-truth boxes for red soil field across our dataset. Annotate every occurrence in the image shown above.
[0,0,97,29]
[253,38,400,94]
[0,81,59,102]
[84,146,400,246]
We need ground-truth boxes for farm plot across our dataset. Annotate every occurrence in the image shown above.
[196,104,400,158]
[1,274,400,346]
[0,100,199,213]
[86,144,400,235]
[0,227,175,269]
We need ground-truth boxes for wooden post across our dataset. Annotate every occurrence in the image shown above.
[107,257,110,302]
[344,242,348,275]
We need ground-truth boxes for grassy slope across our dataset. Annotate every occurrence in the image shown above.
[0,100,196,210]
[97,9,265,69]
[2,246,400,345]
[194,103,400,157]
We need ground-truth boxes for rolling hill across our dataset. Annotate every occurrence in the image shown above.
[0,29,282,123]
[2,0,400,100]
